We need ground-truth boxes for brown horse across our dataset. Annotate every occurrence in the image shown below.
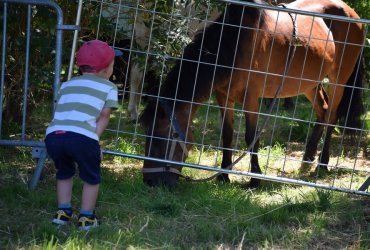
[140,0,365,188]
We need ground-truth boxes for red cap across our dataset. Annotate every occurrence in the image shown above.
[76,40,115,72]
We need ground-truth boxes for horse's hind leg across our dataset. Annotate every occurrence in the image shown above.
[215,93,235,183]
[244,98,262,188]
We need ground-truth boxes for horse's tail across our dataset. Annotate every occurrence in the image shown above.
[337,56,365,134]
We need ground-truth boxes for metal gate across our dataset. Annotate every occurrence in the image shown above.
[0,0,78,189]
[87,0,370,196]
[1,0,369,196]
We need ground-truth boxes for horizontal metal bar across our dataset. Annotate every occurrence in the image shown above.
[220,0,370,24]
[0,140,45,148]
[56,24,80,31]
[103,150,370,197]
[104,0,370,25]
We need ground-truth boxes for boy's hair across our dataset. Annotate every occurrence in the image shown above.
[79,65,95,73]
[76,40,115,73]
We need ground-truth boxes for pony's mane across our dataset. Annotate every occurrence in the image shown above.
[141,1,264,125]
[162,1,263,102]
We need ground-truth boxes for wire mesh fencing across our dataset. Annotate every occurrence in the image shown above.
[63,1,370,194]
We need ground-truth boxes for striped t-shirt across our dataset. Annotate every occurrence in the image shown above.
[46,74,118,141]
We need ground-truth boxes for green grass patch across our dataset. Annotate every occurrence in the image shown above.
[1,148,370,249]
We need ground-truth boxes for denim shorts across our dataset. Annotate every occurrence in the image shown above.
[45,131,101,185]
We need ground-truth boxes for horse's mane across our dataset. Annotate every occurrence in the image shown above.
[141,1,264,125]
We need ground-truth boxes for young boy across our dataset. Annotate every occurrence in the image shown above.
[45,40,120,230]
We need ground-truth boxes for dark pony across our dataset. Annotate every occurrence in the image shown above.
[140,0,365,188]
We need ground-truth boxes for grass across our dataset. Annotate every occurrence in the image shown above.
[1,87,369,249]
[1,145,370,249]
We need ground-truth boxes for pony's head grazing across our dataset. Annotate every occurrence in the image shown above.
[140,1,262,188]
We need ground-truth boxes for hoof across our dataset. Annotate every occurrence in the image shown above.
[216,174,230,183]
[299,161,314,174]
[303,154,315,163]
[314,165,329,177]
[248,178,261,189]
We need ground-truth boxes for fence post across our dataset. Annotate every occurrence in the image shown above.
[29,147,48,190]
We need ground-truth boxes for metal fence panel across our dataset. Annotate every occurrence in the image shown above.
[1,0,369,195]
[88,0,370,196]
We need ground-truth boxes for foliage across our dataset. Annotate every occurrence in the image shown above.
[131,0,225,80]
[345,0,370,21]
[0,4,56,127]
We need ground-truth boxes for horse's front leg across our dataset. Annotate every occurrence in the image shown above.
[303,85,330,172]
[215,93,235,183]
[244,98,262,188]
[303,123,324,162]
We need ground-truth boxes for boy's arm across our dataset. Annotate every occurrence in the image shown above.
[96,107,112,137]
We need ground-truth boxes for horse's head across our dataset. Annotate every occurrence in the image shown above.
[140,98,193,188]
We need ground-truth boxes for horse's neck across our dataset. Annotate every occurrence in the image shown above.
[162,3,262,104]
[175,103,198,125]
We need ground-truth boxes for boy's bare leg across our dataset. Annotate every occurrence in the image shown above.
[81,183,100,211]
[57,178,73,205]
